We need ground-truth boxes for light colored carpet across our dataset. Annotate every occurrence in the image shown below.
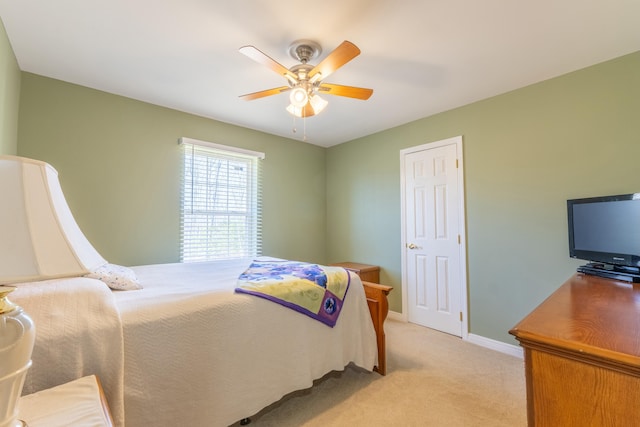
[230,319,527,426]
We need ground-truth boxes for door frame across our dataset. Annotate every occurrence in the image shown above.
[399,135,469,338]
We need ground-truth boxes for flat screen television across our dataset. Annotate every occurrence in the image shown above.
[567,193,640,282]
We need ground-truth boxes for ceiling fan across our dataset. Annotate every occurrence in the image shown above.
[239,40,373,118]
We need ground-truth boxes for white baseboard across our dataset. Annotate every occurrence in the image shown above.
[466,333,523,359]
[387,311,523,359]
[388,310,405,322]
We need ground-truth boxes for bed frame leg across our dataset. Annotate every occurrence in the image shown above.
[361,280,393,375]
[240,418,251,425]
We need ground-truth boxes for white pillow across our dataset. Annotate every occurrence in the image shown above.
[85,263,143,291]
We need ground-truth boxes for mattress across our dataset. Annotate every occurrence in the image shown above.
[114,258,378,426]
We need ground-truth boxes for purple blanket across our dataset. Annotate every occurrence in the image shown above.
[235,259,350,327]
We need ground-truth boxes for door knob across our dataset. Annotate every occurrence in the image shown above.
[407,243,418,249]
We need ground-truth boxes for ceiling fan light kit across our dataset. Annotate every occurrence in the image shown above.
[309,94,328,112]
[289,86,309,108]
[286,94,328,118]
[239,39,373,122]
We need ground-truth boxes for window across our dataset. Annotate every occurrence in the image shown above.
[180,138,264,262]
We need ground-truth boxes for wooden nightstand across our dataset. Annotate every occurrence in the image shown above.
[17,375,113,427]
[331,262,380,283]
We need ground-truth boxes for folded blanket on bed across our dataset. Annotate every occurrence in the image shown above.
[236,260,350,327]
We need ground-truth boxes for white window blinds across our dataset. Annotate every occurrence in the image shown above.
[179,138,264,262]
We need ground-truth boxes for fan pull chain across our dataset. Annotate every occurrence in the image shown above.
[290,111,307,142]
[303,116,307,142]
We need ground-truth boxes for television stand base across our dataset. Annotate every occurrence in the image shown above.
[577,264,640,283]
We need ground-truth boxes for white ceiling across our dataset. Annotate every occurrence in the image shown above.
[1,0,639,147]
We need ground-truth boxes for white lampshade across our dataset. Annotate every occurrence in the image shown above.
[309,94,328,113]
[286,94,328,118]
[0,155,106,284]
[289,87,309,108]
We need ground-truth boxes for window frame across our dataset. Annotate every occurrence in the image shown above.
[179,137,264,262]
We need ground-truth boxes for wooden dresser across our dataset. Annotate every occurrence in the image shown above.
[509,274,640,426]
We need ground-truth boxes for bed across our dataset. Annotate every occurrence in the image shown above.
[10,257,391,427]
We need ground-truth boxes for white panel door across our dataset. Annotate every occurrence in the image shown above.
[402,137,465,336]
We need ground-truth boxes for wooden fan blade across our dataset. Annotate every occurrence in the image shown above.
[308,41,360,80]
[239,46,297,81]
[318,83,373,100]
[239,86,291,101]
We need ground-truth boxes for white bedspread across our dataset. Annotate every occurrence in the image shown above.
[115,259,378,427]
[11,277,125,427]
[8,259,377,427]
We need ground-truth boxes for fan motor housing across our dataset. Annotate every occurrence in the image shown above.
[289,64,313,82]
[288,40,321,64]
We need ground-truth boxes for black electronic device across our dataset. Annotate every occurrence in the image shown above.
[567,193,640,282]
[576,264,640,283]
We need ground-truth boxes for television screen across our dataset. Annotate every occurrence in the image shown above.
[568,193,640,270]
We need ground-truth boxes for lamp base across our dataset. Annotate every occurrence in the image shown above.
[1,287,35,427]
[0,363,32,427]
[0,417,28,427]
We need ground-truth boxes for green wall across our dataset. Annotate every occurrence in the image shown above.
[0,17,20,155]
[13,45,640,345]
[18,73,326,266]
[326,51,640,344]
